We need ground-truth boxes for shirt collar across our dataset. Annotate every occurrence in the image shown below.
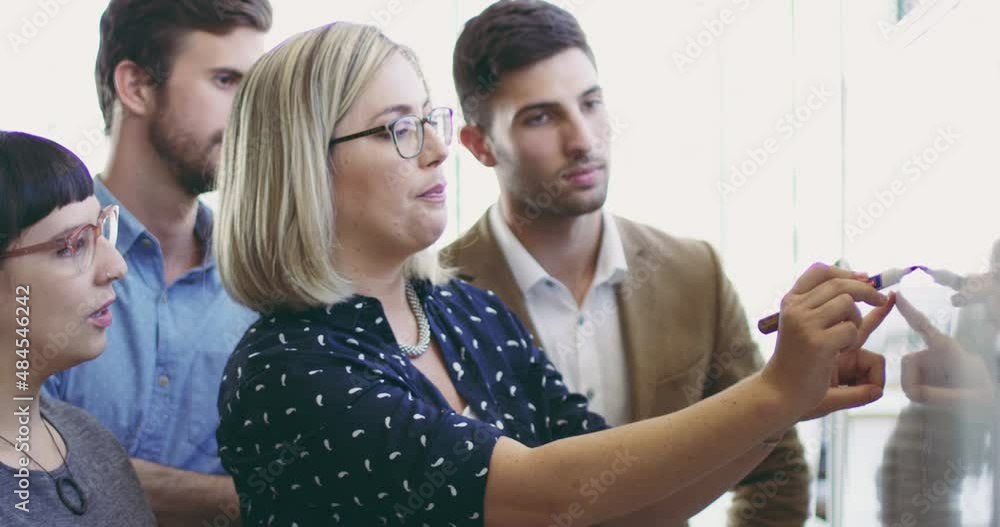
[488,204,628,295]
[193,202,215,268]
[594,209,628,287]
[94,176,144,255]
[93,176,217,268]
[489,204,552,294]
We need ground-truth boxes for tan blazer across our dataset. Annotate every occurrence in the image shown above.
[442,212,811,527]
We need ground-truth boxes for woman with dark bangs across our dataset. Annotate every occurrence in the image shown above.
[0,131,153,525]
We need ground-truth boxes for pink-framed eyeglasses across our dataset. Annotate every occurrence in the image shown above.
[0,205,119,274]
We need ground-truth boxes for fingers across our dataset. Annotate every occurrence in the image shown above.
[901,348,994,405]
[924,266,965,290]
[789,263,864,295]
[895,292,936,336]
[842,348,886,388]
[781,271,886,345]
[900,352,927,401]
[824,320,862,353]
[803,277,888,310]
[864,350,887,389]
[958,272,998,301]
[803,385,884,420]
[858,292,896,345]
[834,348,886,390]
[904,385,976,406]
[895,292,955,351]
[814,294,863,331]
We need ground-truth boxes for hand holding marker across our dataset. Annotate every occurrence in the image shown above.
[757,265,924,334]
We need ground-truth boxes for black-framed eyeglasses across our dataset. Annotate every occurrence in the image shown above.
[330,107,454,159]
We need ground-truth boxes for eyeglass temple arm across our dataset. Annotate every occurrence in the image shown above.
[329,126,387,146]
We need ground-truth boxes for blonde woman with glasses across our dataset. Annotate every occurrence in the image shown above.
[215,23,894,526]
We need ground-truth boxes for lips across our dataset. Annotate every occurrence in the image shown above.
[418,182,447,201]
[562,164,604,185]
[88,297,116,329]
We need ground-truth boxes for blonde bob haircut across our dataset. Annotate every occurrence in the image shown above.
[216,23,450,314]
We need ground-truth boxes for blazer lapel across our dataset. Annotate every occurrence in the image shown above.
[443,212,542,341]
[448,213,665,422]
[614,218,661,421]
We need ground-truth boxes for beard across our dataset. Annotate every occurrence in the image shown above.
[516,166,609,218]
[495,142,610,217]
[148,102,223,197]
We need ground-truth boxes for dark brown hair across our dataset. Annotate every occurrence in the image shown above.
[95,0,273,134]
[0,132,94,256]
[453,0,595,128]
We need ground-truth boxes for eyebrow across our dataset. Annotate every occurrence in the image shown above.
[513,85,604,120]
[211,67,245,79]
[366,99,433,127]
[43,224,84,243]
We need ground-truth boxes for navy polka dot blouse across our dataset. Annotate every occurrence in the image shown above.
[217,278,609,526]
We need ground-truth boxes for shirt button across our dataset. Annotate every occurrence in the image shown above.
[160,293,167,304]
[545,279,556,288]
[577,315,585,326]
[142,238,152,249]
[158,375,169,387]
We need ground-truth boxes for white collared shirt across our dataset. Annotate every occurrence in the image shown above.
[488,204,631,426]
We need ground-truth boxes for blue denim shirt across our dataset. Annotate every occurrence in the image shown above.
[44,178,258,474]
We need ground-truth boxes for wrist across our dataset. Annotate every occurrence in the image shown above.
[749,372,801,429]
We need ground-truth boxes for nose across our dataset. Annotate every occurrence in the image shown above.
[563,110,598,158]
[418,120,450,169]
[96,237,128,284]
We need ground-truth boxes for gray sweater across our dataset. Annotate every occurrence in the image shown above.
[0,397,155,526]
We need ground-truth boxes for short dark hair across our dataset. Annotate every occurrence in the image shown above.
[0,132,94,256]
[95,0,273,134]
[453,0,595,128]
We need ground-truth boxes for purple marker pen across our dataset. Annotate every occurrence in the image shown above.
[757,266,922,334]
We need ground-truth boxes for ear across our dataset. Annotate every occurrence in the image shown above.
[113,59,160,121]
[459,124,497,167]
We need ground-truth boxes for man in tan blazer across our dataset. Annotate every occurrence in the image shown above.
[443,2,810,525]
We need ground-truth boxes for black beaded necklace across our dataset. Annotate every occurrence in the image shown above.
[0,418,88,515]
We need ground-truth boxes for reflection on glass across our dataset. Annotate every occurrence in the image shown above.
[875,242,998,527]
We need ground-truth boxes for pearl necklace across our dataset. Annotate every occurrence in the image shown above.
[398,281,431,358]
